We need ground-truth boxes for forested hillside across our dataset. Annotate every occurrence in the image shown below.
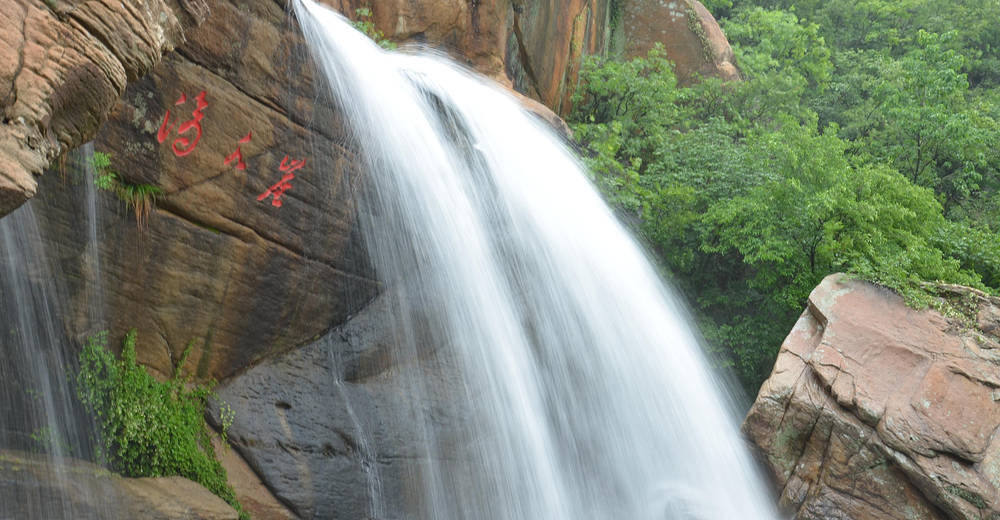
[569,0,1000,393]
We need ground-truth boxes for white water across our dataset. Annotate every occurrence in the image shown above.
[294,2,778,519]
[81,143,107,327]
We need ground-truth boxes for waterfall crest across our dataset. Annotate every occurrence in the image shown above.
[293,2,779,519]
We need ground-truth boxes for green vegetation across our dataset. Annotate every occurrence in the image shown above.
[352,6,397,50]
[90,152,164,228]
[76,331,246,519]
[571,0,1000,392]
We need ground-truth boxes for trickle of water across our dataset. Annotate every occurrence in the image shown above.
[80,143,106,328]
[328,346,386,518]
[293,2,779,520]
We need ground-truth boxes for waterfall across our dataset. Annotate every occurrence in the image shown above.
[293,1,779,519]
[0,147,115,518]
[0,204,101,517]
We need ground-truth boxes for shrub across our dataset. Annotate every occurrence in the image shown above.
[76,331,246,519]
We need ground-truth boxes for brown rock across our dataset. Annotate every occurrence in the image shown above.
[0,450,238,519]
[507,0,611,116]
[212,436,296,520]
[744,273,1000,520]
[33,0,378,380]
[322,0,509,76]
[0,0,208,218]
[620,0,739,86]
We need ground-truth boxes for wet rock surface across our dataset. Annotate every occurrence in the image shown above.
[0,450,238,519]
[209,294,469,520]
[744,273,1000,520]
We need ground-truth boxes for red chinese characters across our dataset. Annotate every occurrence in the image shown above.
[224,131,253,170]
[158,91,208,157]
[258,156,307,208]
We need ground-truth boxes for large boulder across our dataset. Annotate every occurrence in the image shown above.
[744,273,1000,520]
[0,0,209,218]
[619,0,739,85]
[0,450,238,519]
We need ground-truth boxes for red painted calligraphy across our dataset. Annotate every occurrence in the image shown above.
[157,90,208,157]
[279,156,306,174]
[258,173,294,207]
[224,131,253,170]
[258,155,306,208]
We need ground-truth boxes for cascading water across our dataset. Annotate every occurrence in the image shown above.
[0,148,114,518]
[293,2,779,519]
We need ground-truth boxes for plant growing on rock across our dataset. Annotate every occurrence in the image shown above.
[76,330,248,520]
[351,6,396,50]
[90,151,164,229]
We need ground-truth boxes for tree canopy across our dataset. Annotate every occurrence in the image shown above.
[569,0,1000,393]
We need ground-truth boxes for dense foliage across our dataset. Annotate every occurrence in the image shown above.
[76,331,246,519]
[570,0,1000,392]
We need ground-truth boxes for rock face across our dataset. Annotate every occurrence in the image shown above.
[32,0,378,380]
[0,450,237,519]
[620,0,739,85]
[344,0,736,116]
[0,0,209,218]
[744,273,1000,520]
[333,0,511,76]
[506,0,612,116]
[208,293,470,520]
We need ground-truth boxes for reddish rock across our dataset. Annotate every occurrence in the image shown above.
[508,0,611,116]
[32,0,377,380]
[620,0,739,85]
[0,0,209,218]
[744,273,1000,520]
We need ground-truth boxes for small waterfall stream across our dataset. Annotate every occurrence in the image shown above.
[0,147,111,519]
[328,345,386,518]
[80,143,106,328]
[293,2,780,519]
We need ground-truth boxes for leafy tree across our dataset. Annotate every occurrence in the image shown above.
[570,42,999,391]
[722,7,833,94]
[848,31,1000,210]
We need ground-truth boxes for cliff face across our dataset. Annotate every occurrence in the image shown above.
[744,274,1000,520]
[32,0,379,380]
[0,0,209,218]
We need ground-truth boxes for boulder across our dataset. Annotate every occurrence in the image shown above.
[619,0,739,85]
[0,0,209,218]
[0,450,238,519]
[744,273,1000,520]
